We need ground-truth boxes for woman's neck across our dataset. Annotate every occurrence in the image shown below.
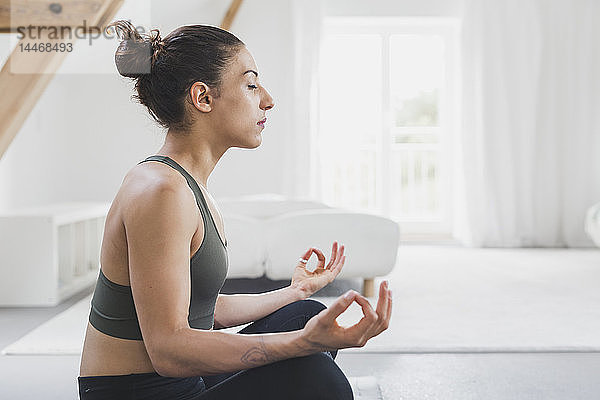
[157,129,227,188]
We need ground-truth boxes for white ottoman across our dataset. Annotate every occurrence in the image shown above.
[264,209,400,296]
[220,195,332,279]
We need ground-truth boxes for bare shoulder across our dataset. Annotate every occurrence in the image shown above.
[118,161,198,242]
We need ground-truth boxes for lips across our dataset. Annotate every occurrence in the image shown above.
[257,117,267,126]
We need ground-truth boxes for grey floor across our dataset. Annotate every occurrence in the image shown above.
[1,279,600,399]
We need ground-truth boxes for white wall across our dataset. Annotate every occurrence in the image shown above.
[0,0,462,210]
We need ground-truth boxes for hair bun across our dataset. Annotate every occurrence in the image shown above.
[107,20,156,78]
[114,39,152,78]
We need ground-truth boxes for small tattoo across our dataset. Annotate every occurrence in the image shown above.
[240,337,274,366]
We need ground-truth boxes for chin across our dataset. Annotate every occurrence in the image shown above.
[234,134,262,149]
[248,131,263,148]
[249,136,262,149]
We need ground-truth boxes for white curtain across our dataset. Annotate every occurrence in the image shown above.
[285,0,324,199]
[455,0,600,247]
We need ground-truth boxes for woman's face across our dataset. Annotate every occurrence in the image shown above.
[209,46,274,149]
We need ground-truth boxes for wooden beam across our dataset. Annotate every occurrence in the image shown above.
[0,0,124,160]
[0,0,108,33]
[220,0,243,31]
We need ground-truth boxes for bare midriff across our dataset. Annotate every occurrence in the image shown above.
[79,322,215,376]
[79,323,156,376]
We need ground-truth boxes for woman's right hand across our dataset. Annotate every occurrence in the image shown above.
[300,281,392,352]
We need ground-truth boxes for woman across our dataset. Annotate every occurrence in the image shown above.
[78,20,392,399]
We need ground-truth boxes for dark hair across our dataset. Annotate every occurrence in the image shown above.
[106,20,245,130]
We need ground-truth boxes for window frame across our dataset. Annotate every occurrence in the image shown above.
[316,16,460,236]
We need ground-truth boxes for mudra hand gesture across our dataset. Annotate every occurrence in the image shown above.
[291,241,346,298]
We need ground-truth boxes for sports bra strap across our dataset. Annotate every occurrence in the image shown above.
[137,155,227,248]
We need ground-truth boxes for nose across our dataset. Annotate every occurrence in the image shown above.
[260,86,275,111]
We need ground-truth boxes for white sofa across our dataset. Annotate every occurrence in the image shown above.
[585,202,600,247]
[218,195,400,296]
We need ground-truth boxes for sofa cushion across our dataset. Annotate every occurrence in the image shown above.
[263,209,400,280]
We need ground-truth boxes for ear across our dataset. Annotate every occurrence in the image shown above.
[190,82,213,112]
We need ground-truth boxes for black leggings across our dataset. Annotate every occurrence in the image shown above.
[78,299,354,400]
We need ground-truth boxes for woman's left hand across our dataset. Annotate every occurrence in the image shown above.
[291,241,346,299]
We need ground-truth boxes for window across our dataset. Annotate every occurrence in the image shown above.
[316,17,460,235]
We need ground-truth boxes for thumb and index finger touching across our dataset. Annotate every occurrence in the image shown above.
[300,242,342,269]
[301,247,327,266]
[318,283,389,332]
[318,287,378,326]
[317,289,358,325]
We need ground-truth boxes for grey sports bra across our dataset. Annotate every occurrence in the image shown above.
[88,155,229,340]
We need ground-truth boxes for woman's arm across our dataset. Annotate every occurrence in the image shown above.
[214,287,305,329]
[123,179,317,377]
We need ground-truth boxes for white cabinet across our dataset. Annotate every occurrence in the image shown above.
[0,202,110,306]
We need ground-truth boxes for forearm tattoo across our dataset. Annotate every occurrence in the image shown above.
[240,337,277,367]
